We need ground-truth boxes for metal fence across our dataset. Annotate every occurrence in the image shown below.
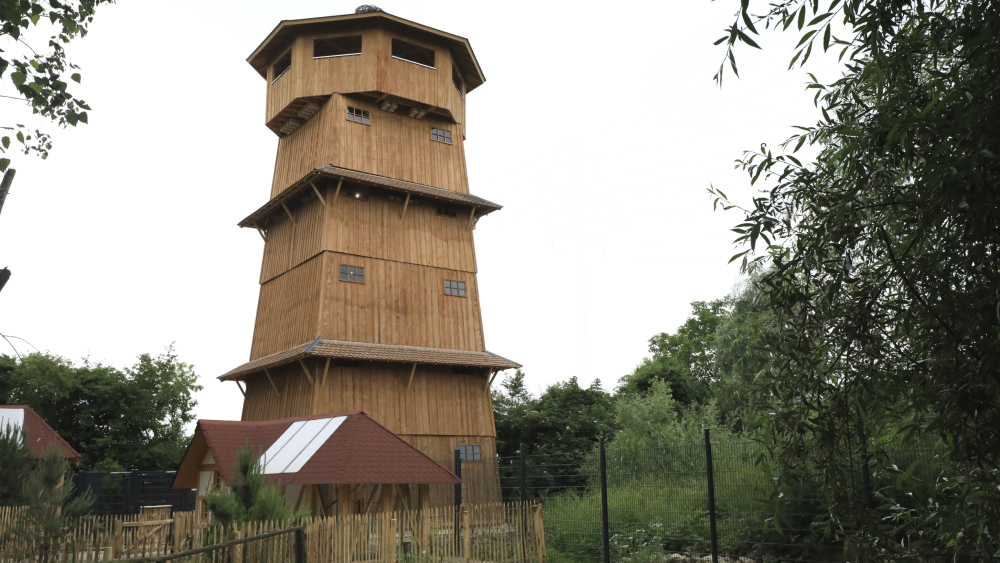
[488,430,945,563]
[73,471,196,515]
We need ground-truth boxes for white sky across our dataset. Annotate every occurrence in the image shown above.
[0,1,842,423]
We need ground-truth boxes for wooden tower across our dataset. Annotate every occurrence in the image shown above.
[217,8,518,506]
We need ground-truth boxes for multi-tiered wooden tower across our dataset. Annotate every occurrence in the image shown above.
[218,8,518,506]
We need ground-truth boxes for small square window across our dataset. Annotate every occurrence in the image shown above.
[340,265,364,283]
[347,106,371,125]
[444,279,467,297]
[431,128,453,144]
[459,445,481,461]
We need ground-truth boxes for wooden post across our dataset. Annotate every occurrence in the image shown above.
[172,511,184,553]
[112,519,123,559]
[231,525,244,562]
[379,484,393,513]
[534,503,547,563]
[418,484,430,554]
[338,484,352,519]
[462,506,471,563]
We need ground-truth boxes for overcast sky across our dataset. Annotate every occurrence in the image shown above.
[0,1,842,422]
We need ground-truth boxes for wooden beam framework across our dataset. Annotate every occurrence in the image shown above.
[298,359,315,386]
[281,202,296,225]
[400,193,411,219]
[322,357,331,387]
[235,381,246,396]
[263,368,281,396]
[467,206,477,230]
[311,182,327,206]
[332,178,343,204]
[251,222,267,242]
[406,362,418,390]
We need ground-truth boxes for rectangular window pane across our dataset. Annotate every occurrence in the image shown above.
[314,35,362,58]
[339,272,347,280]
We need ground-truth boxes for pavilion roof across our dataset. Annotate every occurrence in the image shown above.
[0,405,81,462]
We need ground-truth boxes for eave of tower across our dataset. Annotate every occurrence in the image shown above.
[218,338,522,382]
[247,11,485,93]
[238,165,502,229]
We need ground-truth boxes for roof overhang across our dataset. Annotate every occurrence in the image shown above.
[247,11,485,93]
[218,338,521,382]
[238,165,503,229]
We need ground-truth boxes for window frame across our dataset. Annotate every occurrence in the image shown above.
[444,279,467,297]
[347,106,371,125]
[436,207,457,218]
[339,264,366,284]
[431,128,453,144]
[271,50,292,84]
[391,38,436,69]
[459,444,482,462]
[313,35,363,59]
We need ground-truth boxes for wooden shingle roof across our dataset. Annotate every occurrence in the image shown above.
[237,165,503,229]
[0,405,81,462]
[218,337,521,382]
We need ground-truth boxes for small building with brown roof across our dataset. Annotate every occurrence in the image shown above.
[0,405,82,462]
[172,411,459,522]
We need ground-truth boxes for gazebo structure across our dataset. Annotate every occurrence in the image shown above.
[0,405,81,462]
[173,411,460,521]
[216,6,519,506]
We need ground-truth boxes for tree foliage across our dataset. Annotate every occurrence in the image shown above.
[0,423,30,505]
[0,0,111,171]
[2,444,94,562]
[204,443,306,526]
[0,347,202,469]
[712,0,1000,558]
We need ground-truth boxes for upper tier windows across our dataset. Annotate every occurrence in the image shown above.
[271,51,291,84]
[391,39,436,69]
[314,35,362,59]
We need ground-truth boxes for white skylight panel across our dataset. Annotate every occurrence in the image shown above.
[282,416,346,473]
[262,421,308,474]
[262,416,346,475]
[0,408,25,438]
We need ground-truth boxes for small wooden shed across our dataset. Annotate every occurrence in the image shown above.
[172,411,459,522]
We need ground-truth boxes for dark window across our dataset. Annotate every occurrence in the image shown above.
[444,280,466,297]
[459,445,481,461]
[271,51,292,84]
[391,39,435,68]
[339,265,365,283]
[347,106,370,125]
[349,187,369,201]
[453,366,476,376]
[335,359,361,368]
[436,207,457,218]
[314,35,362,58]
[452,66,464,99]
[431,128,452,144]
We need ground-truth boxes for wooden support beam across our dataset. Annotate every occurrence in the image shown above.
[322,357,331,387]
[311,182,327,206]
[400,193,411,219]
[252,222,267,242]
[485,369,500,391]
[263,368,281,396]
[407,363,417,390]
[338,484,352,518]
[467,206,477,230]
[298,359,315,386]
[281,202,296,225]
[293,485,306,512]
[332,178,343,204]
[235,381,246,396]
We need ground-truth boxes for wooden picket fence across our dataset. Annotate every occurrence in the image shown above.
[0,501,545,562]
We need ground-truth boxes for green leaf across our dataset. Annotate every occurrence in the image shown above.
[10,72,26,86]
[823,25,831,51]
[1,137,8,150]
[742,5,758,34]
[0,158,8,171]
[737,29,762,49]
[71,73,81,83]
[797,5,806,30]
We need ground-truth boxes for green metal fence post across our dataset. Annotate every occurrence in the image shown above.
[600,436,610,563]
[705,428,719,563]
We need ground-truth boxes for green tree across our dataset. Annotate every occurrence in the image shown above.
[712,0,1000,559]
[2,444,94,562]
[205,443,306,526]
[492,369,535,458]
[0,346,202,469]
[616,300,726,406]
[611,379,725,451]
[0,423,31,505]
